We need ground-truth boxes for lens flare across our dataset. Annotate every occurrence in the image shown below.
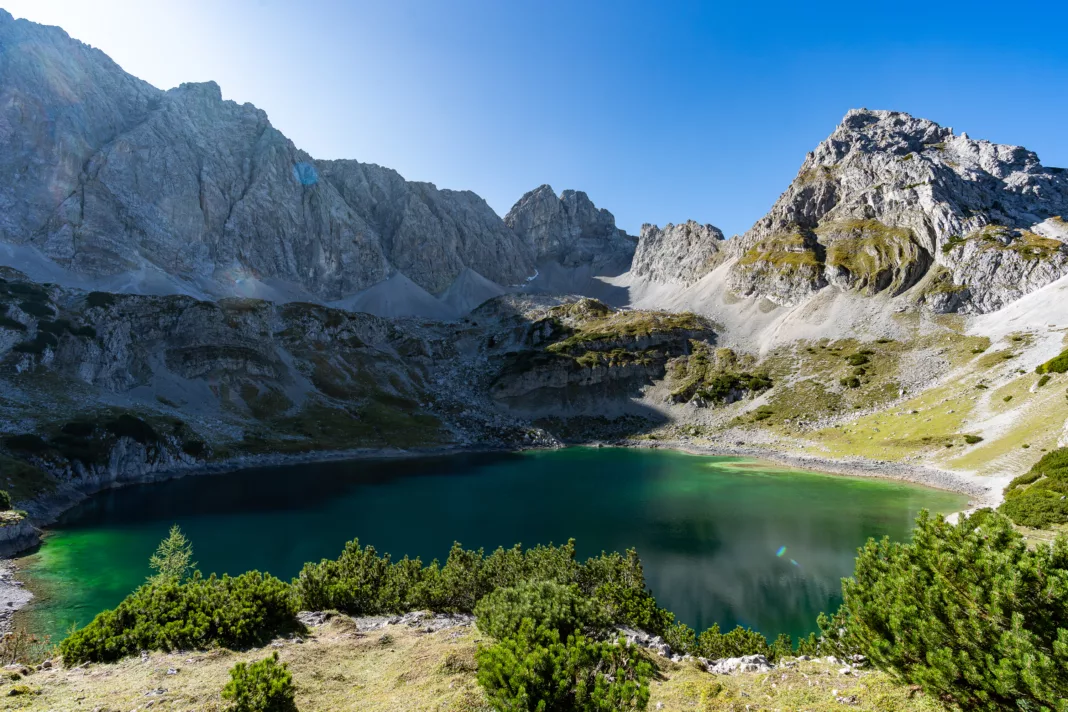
[775,546,786,557]
[293,162,318,186]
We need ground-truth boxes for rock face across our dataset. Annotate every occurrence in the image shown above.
[0,267,446,481]
[488,299,712,414]
[632,221,726,284]
[729,109,1068,311]
[505,185,637,270]
[0,11,535,300]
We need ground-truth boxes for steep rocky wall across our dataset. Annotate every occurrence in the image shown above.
[631,221,726,285]
[0,11,535,302]
[505,185,637,271]
[0,268,449,484]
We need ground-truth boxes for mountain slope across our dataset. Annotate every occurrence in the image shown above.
[0,11,536,303]
[728,109,1068,311]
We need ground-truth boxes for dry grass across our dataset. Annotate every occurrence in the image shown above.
[0,619,942,712]
[649,656,944,712]
[0,618,489,712]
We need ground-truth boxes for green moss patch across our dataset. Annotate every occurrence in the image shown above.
[544,303,708,356]
[737,232,823,274]
[818,220,927,295]
[962,226,1065,261]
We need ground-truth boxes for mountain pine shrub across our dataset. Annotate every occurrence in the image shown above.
[474,580,604,641]
[477,622,653,712]
[999,447,1068,528]
[824,510,1068,711]
[474,582,653,712]
[294,539,671,634]
[60,571,298,663]
[1037,349,1068,375]
[221,652,297,712]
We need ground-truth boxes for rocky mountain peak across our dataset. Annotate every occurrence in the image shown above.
[727,109,1068,311]
[171,81,224,103]
[632,221,726,285]
[0,13,539,305]
[505,185,637,270]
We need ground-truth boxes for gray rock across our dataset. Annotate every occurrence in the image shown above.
[632,221,726,284]
[0,12,534,301]
[505,185,637,271]
[706,654,774,674]
[728,109,1068,311]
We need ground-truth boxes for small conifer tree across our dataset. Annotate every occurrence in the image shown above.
[148,524,197,583]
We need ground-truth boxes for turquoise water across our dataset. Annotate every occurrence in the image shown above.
[16,448,966,642]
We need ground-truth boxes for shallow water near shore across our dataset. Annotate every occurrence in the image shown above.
[16,447,966,642]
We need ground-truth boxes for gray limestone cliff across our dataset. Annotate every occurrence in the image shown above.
[505,185,637,270]
[632,221,726,284]
[728,109,1068,311]
[0,11,535,301]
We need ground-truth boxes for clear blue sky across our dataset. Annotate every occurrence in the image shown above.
[6,1,1068,237]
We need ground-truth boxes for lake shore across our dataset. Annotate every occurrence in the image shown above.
[621,439,1001,507]
[2,438,994,634]
[19,438,997,532]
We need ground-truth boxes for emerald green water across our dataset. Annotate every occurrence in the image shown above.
[16,448,965,642]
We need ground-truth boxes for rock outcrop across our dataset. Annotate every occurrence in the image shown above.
[0,11,535,301]
[632,221,726,284]
[729,109,1068,311]
[0,267,446,472]
[488,299,713,413]
[505,185,637,270]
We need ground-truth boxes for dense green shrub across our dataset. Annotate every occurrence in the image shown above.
[0,491,10,511]
[17,300,54,318]
[475,581,603,641]
[694,371,773,403]
[696,623,772,660]
[295,540,667,633]
[826,510,1068,710]
[1037,349,1068,375]
[476,620,652,712]
[12,332,58,354]
[845,353,870,366]
[221,652,297,712]
[60,571,299,663]
[3,434,48,453]
[1038,374,1052,388]
[105,414,161,444]
[0,316,26,332]
[963,434,984,445]
[86,291,117,309]
[999,447,1068,528]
